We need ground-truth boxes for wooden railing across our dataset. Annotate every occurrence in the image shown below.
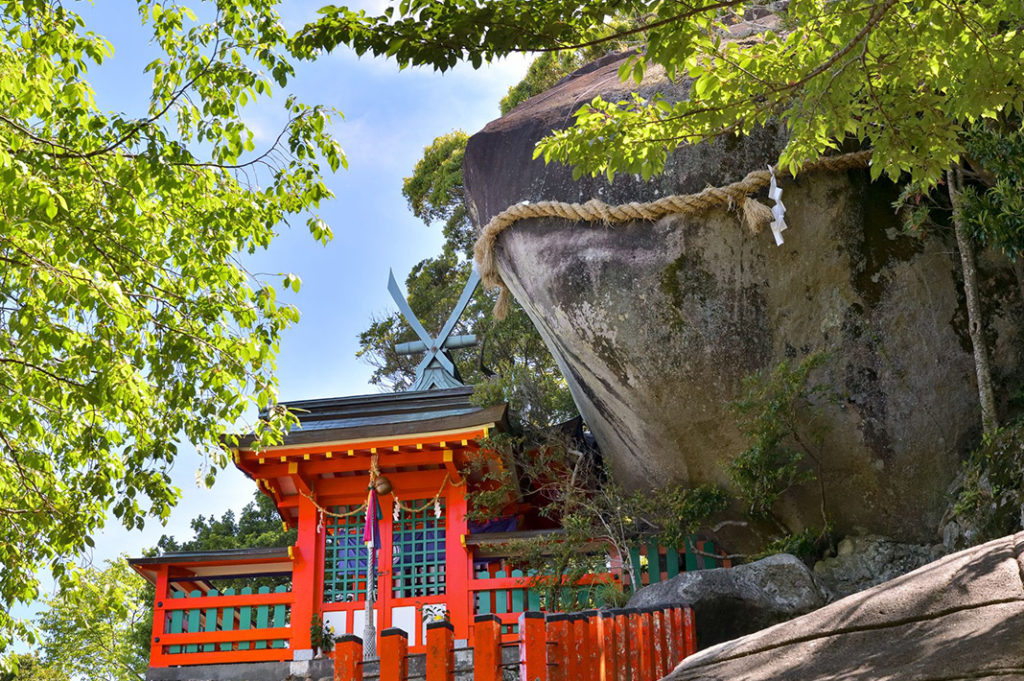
[332,605,697,681]
[469,569,618,638]
[152,585,293,666]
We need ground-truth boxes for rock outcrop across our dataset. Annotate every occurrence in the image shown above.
[628,554,826,649]
[813,534,943,600]
[463,52,1023,547]
[667,532,1024,680]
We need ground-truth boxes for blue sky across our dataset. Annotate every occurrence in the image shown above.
[31,1,531,597]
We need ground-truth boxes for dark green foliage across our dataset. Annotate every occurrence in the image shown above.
[728,353,831,534]
[953,420,1024,546]
[960,123,1024,261]
[402,131,472,256]
[154,491,295,554]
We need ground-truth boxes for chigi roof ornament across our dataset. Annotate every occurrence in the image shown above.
[387,267,480,391]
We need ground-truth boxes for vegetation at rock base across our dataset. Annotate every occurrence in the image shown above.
[0,0,339,659]
[465,431,728,608]
[951,419,1024,548]
[728,352,833,542]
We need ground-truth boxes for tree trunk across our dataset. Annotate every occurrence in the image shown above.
[948,165,998,435]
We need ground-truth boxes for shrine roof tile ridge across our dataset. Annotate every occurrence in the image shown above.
[233,387,507,448]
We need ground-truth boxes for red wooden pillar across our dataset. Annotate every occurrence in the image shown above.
[445,482,472,640]
[596,610,617,681]
[636,609,654,681]
[613,610,630,681]
[519,612,547,681]
[292,493,319,653]
[546,614,570,681]
[683,606,697,658]
[149,564,169,667]
[379,628,409,681]
[426,620,454,681]
[474,614,503,681]
[334,635,363,681]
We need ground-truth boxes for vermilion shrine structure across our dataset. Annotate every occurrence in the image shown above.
[129,271,721,678]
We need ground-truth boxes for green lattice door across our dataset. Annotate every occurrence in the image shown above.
[391,498,446,599]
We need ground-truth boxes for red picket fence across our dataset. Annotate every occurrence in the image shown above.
[332,604,696,681]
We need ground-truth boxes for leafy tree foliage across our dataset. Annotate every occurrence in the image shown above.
[36,559,147,681]
[0,0,339,657]
[0,653,68,681]
[952,419,1024,548]
[298,0,1024,186]
[303,0,1024,440]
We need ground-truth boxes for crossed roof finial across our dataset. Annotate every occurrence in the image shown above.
[388,268,481,391]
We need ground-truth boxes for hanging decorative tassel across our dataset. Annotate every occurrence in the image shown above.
[433,497,442,519]
[362,486,380,660]
[741,196,773,235]
[393,495,401,522]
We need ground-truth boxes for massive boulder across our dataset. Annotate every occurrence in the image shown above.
[667,532,1024,680]
[463,52,1023,548]
[628,554,826,649]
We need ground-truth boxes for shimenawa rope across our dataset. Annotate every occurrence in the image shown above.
[472,150,873,319]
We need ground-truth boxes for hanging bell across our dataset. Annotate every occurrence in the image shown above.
[374,475,393,496]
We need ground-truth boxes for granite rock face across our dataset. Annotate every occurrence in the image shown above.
[627,554,827,649]
[667,533,1024,681]
[463,52,1024,547]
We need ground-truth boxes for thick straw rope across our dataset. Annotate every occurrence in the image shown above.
[473,150,873,318]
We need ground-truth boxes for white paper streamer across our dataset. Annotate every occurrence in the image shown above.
[768,165,788,245]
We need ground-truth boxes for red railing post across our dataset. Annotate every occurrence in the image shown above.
[334,634,362,681]
[546,614,570,681]
[612,610,630,681]
[597,610,617,681]
[379,628,409,681]
[474,614,503,681]
[584,610,600,680]
[426,620,454,681]
[663,606,679,666]
[519,611,547,681]
[670,607,685,665]
[637,609,654,681]
[651,608,669,679]
[683,606,697,658]
[570,614,587,680]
